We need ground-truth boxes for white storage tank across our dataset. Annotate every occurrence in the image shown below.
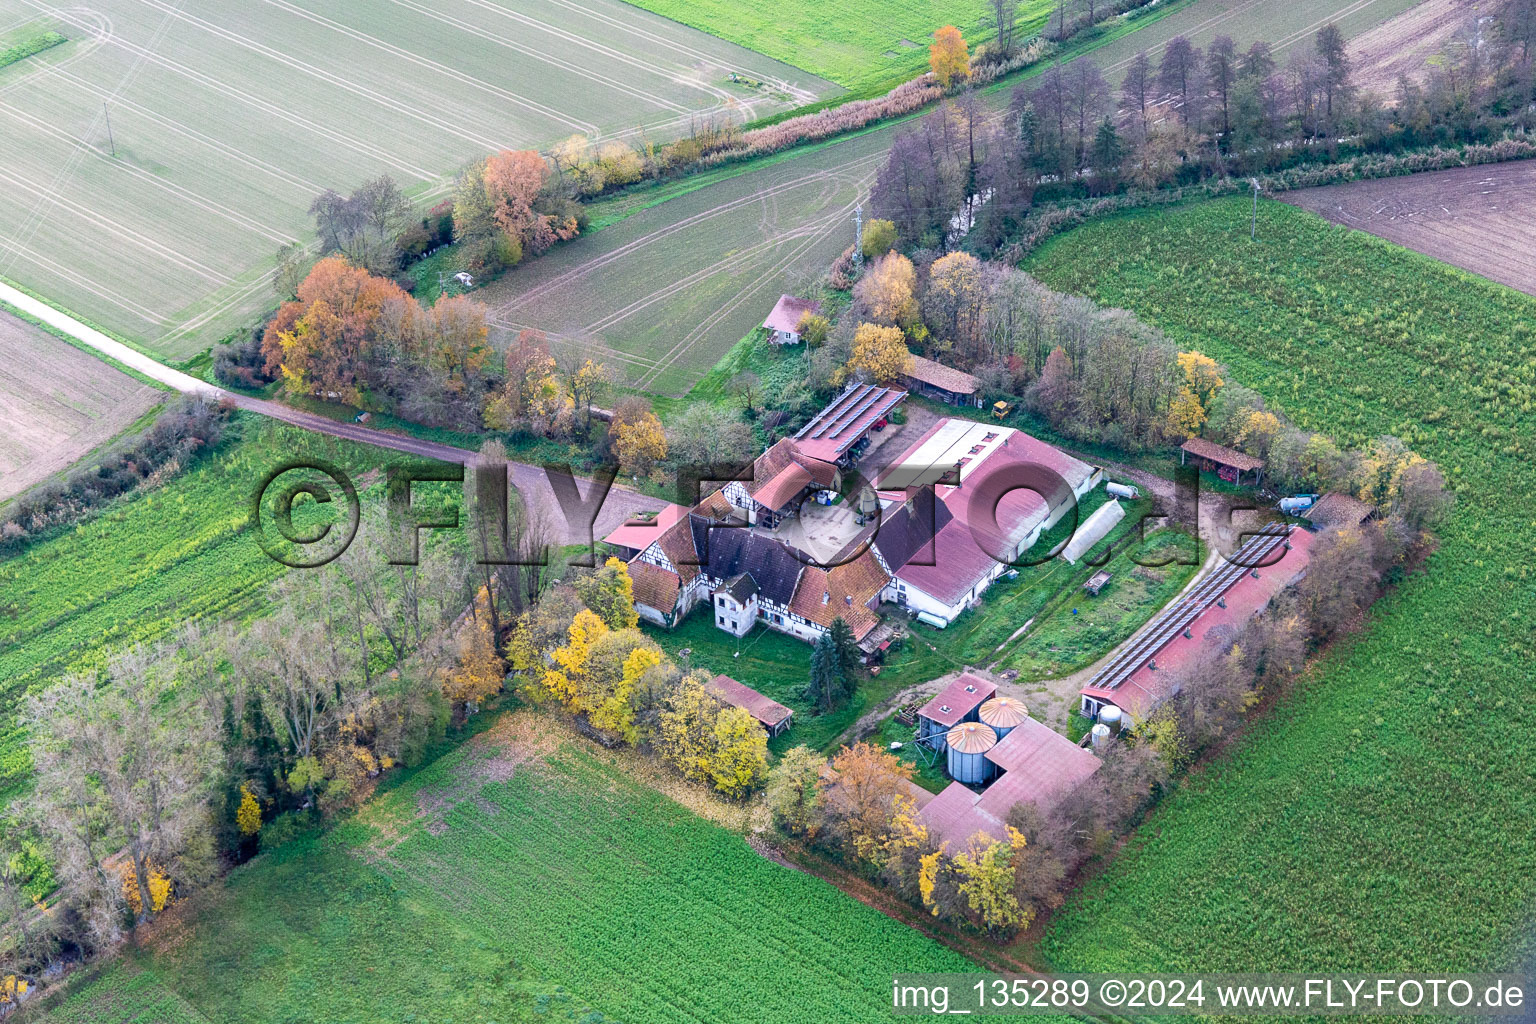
[978,696,1029,740]
[945,722,998,784]
[1090,723,1112,751]
[1097,704,1124,732]
[1105,481,1139,500]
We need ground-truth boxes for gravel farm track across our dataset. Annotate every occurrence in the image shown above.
[1281,160,1536,297]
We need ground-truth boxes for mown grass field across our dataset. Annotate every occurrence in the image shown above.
[623,0,1053,90]
[0,0,830,359]
[39,720,989,1024]
[0,411,447,804]
[1023,196,1536,972]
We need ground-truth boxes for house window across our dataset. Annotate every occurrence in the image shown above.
[717,615,725,626]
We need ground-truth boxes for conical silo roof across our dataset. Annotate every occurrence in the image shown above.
[979,696,1029,730]
[945,721,998,754]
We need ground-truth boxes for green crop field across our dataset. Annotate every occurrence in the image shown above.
[38,723,988,1024]
[0,0,832,360]
[621,0,1053,91]
[1022,197,1536,972]
[0,411,449,803]
[491,0,1420,398]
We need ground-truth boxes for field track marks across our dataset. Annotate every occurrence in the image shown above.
[36,63,325,194]
[125,0,542,149]
[545,0,821,104]
[260,0,630,127]
[494,152,886,315]
[0,6,114,96]
[2,239,176,326]
[0,0,177,284]
[0,102,299,245]
[636,187,866,391]
[0,165,237,285]
[17,0,437,178]
[391,0,721,110]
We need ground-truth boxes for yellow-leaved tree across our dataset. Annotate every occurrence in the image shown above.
[708,706,769,798]
[951,826,1031,937]
[614,411,668,478]
[929,26,969,88]
[575,556,640,631]
[846,323,913,385]
[236,783,262,837]
[441,589,506,723]
[544,608,609,711]
[1167,388,1207,439]
[590,643,662,745]
[656,671,720,784]
[121,864,172,917]
[853,252,919,327]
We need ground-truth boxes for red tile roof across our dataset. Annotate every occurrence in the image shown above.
[764,295,820,335]
[895,519,998,607]
[1182,438,1264,472]
[747,439,838,511]
[788,549,887,639]
[920,717,1101,848]
[602,503,690,551]
[1082,528,1313,719]
[708,674,793,729]
[627,560,681,614]
[915,672,997,729]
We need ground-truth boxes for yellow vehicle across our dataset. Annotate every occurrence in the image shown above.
[992,400,1011,420]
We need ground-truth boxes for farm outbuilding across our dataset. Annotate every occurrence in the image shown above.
[914,672,996,753]
[707,674,793,735]
[902,355,982,407]
[763,295,820,345]
[792,383,907,466]
[1303,492,1377,531]
[1180,438,1265,485]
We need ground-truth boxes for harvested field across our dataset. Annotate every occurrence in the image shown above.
[1346,0,1490,97]
[0,308,161,502]
[1281,160,1536,297]
[0,0,834,359]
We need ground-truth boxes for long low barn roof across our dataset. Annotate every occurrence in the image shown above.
[1181,437,1264,472]
[708,674,793,729]
[1082,526,1313,718]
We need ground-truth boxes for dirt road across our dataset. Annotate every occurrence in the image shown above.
[1,280,666,544]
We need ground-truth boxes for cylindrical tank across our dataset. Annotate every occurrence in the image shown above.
[1097,704,1124,733]
[1090,723,1112,751]
[945,722,997,784]
[1105,481,1139,500]
[858,487,879,516]
[1279,495,1315,515]
[978,696,1029,740]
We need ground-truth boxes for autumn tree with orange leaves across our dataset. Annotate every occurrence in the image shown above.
[930,26,969,89]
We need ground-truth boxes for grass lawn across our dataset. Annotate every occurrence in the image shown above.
[619,0,1057,91]
[870,712,950,793]
[37,716,985,1024]
[1022,196,1536,974]
[995,529,1199,680]
[643,612,887,754]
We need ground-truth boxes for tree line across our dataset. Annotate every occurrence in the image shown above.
[873,4,1536,253]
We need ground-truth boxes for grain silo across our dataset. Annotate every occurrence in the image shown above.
[945,722,997,784]
[978,696,1029,740]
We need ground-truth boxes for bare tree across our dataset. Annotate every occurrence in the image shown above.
[989,0,1019,55]
[25,648,220,931]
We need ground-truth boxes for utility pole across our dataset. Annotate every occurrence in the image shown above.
[103,102,115,157]
[852,204,864,272]
[1250,178,1260,240]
